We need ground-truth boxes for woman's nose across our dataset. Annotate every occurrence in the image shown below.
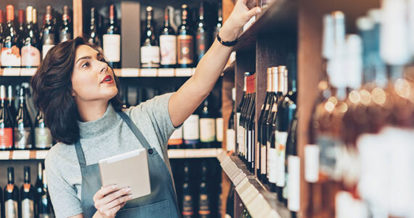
[99,62,108,74]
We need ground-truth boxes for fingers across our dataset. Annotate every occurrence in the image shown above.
[102,194,133,212]
[246,7,262,19]
[99,187,131,206]
[93,185,119,202]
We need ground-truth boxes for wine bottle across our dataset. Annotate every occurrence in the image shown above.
[198,161,210,218]
[7,85,16,118]
[195,1,208,63]
[1,5,21,68]
[4,167,19,218]
[0,9,4,49]
[226,88,236,153]
[215,107,223,148]
[236,73,249,159]
[41,6,55,60]
[267,67,284,190]
[14,87,33,150]
[213,1,223,38]
[177,4,194,68]
[17,9,25,49]
[199,98,216,148]
[258,68,273,181]
[182,161,194,218]
[34,162,43,218]
[0,85,14,150]
[285,113,299,215]
[141,6,160,68]
[21,166,35,218]
[103,4,121,68]
[183,110,200,149]
[59,6,72,42]
[34,111,52,149]
[168,126,183,149]
[87,7,101,47]
[38,169,53,218]
[32,8,39,42]
[246,74,256,172]
[159,6,177,68]
[21,6,41,68]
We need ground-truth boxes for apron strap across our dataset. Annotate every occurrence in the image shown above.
[117,111,153,150]
[75,140,87,168]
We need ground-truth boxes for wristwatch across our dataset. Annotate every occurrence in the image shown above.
[216,32,238,47]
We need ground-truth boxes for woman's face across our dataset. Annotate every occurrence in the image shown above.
[71,45,118,104]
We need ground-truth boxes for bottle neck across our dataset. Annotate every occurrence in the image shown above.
[164,11,170,27]
[8,171,14,184]
[24,170,30,184]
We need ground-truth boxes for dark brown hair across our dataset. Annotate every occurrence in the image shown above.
[31,37,123,145]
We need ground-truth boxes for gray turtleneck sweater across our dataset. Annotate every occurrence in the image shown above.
[45,93,176,218]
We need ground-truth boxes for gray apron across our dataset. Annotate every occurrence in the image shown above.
[74,111,180,218]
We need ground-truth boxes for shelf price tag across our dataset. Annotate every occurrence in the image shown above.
[20,68,37,76]
[0,151,10,160]
[12,150,30,160]
[167,149,186,158]
[2,68,20,76]
[36,150,49,159]
[140,68,158,77]
[120,68,139,77]
[158,68,175,77]
[175,68,192,77]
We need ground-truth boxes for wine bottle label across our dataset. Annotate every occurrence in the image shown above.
[276,131,288,187]
[317,135,340,179]
[5,199,18,218]
[177,35,194,65]
[247,130,252,162]
[39,214,52,218]
[1,46,21,67]
[304,144,319,183]
[335,191,368,218]
[140,46,160,68]
[216,117,223,142]
[183,115,199,142]
[160,35,177,65]
[14,127,32,149]
[35,127,53,149]
[196,33,207,61]
[168,126,183,146]
[22,199,34,218]
[226,129,235,152]
[21,45,41,67]
[236,113,243,148]
[60,32,72,43]
[200,118,216,143]
[0,128,13,149]
[266,138,271,179]
[103,34,121,62]
[287,155,300,212]
[268,146,277,183]
[261,143,267,175]
[182,195,194,217]
[198,193,210,216]
[42,45,54,60]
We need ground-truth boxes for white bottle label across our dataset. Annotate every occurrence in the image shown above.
[1,46,21,67]
[304,144,320,183]
[103,34,121,62]
[226,129,235,152]
[140,46,160,67]
[5,199,18,218]
[170,126,183,140]
[160,35,177,65]
[21,45,41,67]
[22,199,34,218]
[261,145,267,175]
[183,115,199,140]
[335,191,368,218]
[247,130,252,162]
[287,155,300,212]
[236,113,243,148]
[35,127,53,149]
[200,118,216,142]
[268,147,277,183]
[276,131,288,187]
[42,45,54,60]
[216,118,223,142]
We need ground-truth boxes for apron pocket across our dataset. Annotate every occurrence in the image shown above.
[116,199,170,218]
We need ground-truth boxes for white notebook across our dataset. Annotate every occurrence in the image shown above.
[99,148,151,199]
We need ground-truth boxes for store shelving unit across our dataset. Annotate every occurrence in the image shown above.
[0,148,223,160]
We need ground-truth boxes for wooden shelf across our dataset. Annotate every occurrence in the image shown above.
[0,68,195,77]
[218,151,291,218]
[0,148,223,160]
[234,0,298,52]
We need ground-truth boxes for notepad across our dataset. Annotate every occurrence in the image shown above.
[99,148,151,199]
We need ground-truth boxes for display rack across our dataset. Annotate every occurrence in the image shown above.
[0,148,223,160]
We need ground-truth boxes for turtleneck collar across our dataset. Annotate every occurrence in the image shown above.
[78,104,120,139]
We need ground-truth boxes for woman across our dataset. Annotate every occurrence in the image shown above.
[31,1,260,217]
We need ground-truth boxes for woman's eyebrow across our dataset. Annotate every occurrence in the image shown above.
[76,56,92,64]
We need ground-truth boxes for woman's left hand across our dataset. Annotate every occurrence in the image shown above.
[218,0,262,42]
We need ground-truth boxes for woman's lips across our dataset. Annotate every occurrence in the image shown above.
[101,75,114,84]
